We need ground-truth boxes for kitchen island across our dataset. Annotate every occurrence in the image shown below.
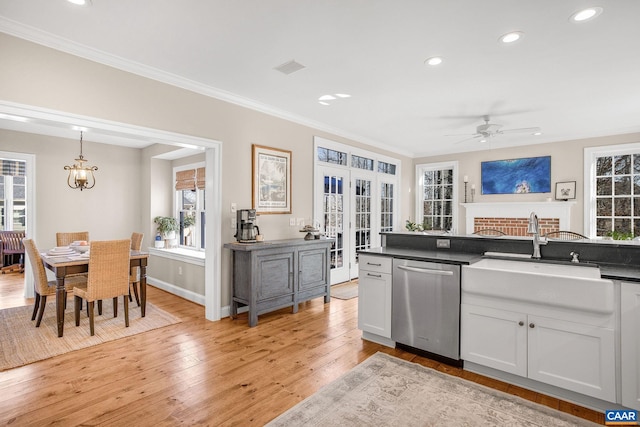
[358,232,640,413]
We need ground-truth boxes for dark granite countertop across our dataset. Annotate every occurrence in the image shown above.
[360,246,640,282]
[360,247,482,265]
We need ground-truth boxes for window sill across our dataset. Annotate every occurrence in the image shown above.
[148,247,205,266]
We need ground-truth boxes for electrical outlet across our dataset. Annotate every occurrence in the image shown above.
[230,203,237,213]
[178,266,183,275]
[436,239,451,249]
[231,217,237,230]
[289,218,296,226]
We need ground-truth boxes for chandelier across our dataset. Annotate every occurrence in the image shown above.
[64,131,98,190]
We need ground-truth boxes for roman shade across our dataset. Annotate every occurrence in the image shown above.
[176,168,206,191]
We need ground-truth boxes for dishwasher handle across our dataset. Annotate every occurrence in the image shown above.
[396,264,454,276]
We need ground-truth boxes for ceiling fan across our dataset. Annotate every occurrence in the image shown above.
[449,115,541,144]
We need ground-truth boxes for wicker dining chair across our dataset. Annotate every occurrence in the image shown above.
[73,239,131,336]
[129,232,144,306]
[0,230,25,274]
[472,229,506,237]
[543,230,588,240]
[23,239,80,327]
[55,231,90,288]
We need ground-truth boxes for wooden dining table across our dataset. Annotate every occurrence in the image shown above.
[41,250,149,337]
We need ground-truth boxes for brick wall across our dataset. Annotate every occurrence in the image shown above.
[474,217,560,236]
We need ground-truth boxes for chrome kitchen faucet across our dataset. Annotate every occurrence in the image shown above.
[527,212,547,259]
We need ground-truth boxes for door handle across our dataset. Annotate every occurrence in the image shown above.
[397,265,454,276]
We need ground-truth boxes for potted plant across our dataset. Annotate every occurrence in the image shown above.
[153,216,180,248]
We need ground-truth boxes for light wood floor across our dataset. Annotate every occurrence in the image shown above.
[0,273,604,426]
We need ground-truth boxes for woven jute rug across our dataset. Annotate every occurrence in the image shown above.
[330,281,358,300]
[267,352,599,427]
[0,299,180,371]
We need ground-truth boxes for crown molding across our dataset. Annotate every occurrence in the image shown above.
[0,17,414,158]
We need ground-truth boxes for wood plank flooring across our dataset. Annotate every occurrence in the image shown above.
[0,273,604,425]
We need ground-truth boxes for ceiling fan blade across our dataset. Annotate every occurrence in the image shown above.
[445,132,476,137]
[499,127,541,134]
[454,135,483,144]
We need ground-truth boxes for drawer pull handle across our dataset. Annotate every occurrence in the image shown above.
[367,262,382,266]
[367,273,382,278]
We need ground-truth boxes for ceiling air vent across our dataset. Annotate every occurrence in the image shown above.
[274,60,306,75]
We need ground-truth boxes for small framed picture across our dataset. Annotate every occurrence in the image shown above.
[555,181,576,201]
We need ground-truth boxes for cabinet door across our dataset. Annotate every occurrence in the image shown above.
[528,315,615,402]
[460,304,527,377]
[622,282,640,410]
[358,270,392,338]
[298,247,328,291]
[255,250,295,300]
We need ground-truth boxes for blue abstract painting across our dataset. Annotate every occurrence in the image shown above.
[481,156,551,195]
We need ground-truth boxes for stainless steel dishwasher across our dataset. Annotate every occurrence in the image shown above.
[392,258,461,364]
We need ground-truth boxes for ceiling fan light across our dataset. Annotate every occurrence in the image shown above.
[571,7,603,22]
[425,56,443,66]
[499,31,524,44]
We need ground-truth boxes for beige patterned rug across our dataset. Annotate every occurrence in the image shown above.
[331,281,358,300]
[267,352,599,426]
[0,300,180,371]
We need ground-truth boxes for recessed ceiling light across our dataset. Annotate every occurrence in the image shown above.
[67,0,91,5]
[425,56,443,66]
[499,31,524,44]
[479,139,487,143]
[335,94,351,98]
[570,6,603,22]
[318,101,330,106]
[318,95,336,101]
[533,131,543,136]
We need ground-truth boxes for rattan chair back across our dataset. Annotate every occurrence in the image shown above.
[473,229,506,236]
[56,231,89,246]
[543,231,587,240]
[131,232,143,251]
[23,239,53,296]
[85,239,131,302]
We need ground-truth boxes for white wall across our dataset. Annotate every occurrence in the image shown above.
[0,129,141,248]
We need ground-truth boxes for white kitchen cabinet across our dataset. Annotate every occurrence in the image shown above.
[358,254,393,346]
[461,303,616,402]
[622,281,640,410]
[461,304,527,376]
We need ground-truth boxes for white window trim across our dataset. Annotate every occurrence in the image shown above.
[415,160,459,233]
[584,142,640,237]
[174,161,206,252]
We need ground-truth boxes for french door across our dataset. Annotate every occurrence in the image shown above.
[317,165,350,284]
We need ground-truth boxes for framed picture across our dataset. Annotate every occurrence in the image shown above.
[481,156,551,195]
[555,181,576,201]
[252,144,292,214]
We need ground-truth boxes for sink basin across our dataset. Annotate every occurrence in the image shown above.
[462,258,614,314]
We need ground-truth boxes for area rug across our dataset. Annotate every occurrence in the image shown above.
[0,300,180,371]
[267,352,599,426]
[331,281,358,300]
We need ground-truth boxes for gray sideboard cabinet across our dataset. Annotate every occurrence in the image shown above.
[224,238,332,327]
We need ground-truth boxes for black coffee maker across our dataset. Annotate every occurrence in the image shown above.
[235,209,260,242]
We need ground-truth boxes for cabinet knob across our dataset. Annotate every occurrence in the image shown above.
[518,321,524,326]
[529,323,535,328]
